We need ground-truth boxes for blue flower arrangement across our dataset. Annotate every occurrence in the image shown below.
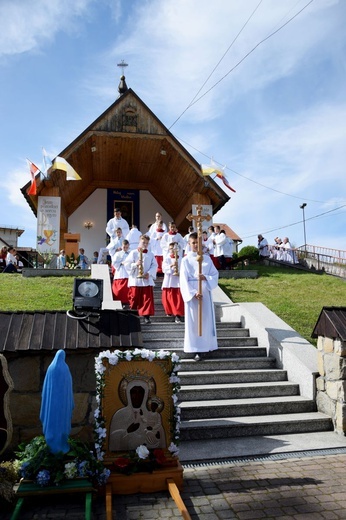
[15,436,110,487]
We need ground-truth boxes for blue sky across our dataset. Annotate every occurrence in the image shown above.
[1,0,345,251]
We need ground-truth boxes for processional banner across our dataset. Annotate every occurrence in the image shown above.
[36,196,61,255]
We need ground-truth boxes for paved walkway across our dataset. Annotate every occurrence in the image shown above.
[4,452,346,519]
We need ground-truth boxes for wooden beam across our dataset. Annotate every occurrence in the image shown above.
[167,478,192,520]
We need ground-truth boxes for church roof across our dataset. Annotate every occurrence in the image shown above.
[21,86,230,231]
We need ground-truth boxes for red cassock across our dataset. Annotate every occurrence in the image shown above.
[128,286,155,316]
[162,288,184,316]
[155,255,163,274]
[112,278,129,304]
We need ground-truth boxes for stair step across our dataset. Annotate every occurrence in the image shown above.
[145,314,242,329]
[179,395,317,420]
[178,357,277,371]
[144,324,250,337]
[179,412,333,440]
[142,343,267,357]
[142,330,253,341]
[139,294,332,445]
[178,369,288,385]
[179,381,299,401]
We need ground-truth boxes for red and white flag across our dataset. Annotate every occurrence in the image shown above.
[26,158,40,195]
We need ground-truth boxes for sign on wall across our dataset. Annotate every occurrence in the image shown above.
[37,196,61,255]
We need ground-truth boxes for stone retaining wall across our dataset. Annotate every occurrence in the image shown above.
[316,336,346,434]
[5,350,98,453]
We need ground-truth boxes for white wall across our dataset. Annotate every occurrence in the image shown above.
[67,189,107,259]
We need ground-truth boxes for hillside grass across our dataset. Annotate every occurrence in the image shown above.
[219,265,345,345]
[0,266,344,344]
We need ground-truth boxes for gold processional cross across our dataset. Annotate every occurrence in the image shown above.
[186,205,212,336]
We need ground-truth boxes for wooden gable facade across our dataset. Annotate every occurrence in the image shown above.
[21,83,229,242]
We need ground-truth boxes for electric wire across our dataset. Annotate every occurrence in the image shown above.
[169,0,315,129]
[177,135,333,204]
[240,204,346,240]
[169,0,263,130]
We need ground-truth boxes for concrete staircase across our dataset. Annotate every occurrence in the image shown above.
[141,283,334,458]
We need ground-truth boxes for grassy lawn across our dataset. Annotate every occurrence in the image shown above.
[0,266,344,345]
[219,265,345,345]
[0,275,77,311]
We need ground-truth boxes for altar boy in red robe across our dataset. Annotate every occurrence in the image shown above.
[111,239,130,305]
[161,242,184,323]
[124,235,157,324]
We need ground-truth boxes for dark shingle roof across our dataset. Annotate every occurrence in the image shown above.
[311,307,346,341]
[0,310,142,352]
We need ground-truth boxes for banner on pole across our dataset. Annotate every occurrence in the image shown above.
[37,196,61,255]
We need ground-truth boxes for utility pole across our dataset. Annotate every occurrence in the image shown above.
[300,203,307,255]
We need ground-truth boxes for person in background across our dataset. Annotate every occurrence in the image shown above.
[258,234,270,262]
[202,231,213,256]
[111,239,130,306]
[149,219,165,275]
[208,225,217,267]
[148,212,167,236]
[126,224,142,251]
[213,226,229,270]
[76,248,89,269]
[161,242,184,323]
[106,208,130,242]
[92,251,99,264]
[107,228,124,261]
[161,222,185,260]
[57,249,67,269]
[183,226,195,254]
[15,254,24,273]
[124,235,157,324]
[3,246,18,273]
[0,246,7,271]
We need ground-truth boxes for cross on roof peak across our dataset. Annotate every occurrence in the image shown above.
[117,60,129,76]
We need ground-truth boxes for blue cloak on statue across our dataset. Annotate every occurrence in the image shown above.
[39,350,74,454]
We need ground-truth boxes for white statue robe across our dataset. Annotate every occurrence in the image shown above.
[180,252,219,353]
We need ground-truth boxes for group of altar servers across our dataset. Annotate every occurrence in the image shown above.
[105,209,219,360]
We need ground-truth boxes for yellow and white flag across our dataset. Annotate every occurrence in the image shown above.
[51,156,81,181]
[201,160,224,177]
[201,160,236,193]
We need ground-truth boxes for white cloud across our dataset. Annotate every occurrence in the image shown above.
[0,0,93,57]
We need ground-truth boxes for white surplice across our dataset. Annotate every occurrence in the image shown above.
[180,252,219,353]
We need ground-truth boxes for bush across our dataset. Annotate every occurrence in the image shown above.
[238,245,259,262]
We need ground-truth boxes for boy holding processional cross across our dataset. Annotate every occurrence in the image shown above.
[180,220,219,361]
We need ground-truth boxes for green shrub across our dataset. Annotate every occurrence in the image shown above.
[238,245,259,262]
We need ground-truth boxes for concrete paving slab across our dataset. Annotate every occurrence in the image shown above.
[179,431,346,463]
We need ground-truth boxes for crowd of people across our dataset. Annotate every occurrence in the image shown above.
[1,209,230,360]
[257,234,299,264]
[0,246,24,273]
[105,209,221,361]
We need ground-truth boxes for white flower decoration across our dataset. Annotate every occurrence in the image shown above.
[136,445,150,459]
